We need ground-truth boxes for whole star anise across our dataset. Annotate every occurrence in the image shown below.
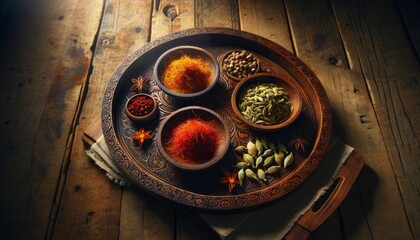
[219,169,240,192]
[130,76,150,93]
[132,128,153,146]
[288,134,309,152]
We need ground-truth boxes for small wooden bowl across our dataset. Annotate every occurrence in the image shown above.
[153,46,220,100]
[231,73,302,131]
[157,106,230,171]
[124,93,158,122]
[221,49,260,81]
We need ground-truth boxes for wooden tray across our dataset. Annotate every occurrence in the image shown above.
[102,28,332,211]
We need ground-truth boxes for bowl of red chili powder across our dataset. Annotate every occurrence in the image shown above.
[124,93,158,122]
[157,106,230,171]
[153,46,220,100]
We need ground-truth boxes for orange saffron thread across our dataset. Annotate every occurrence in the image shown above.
[162,55,212,94]
[166,118,220,164]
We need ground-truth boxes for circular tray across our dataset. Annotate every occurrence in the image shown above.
[102,28,331,211]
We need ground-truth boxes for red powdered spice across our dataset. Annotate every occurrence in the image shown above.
[166,118,220,164]
[127,95,154,116]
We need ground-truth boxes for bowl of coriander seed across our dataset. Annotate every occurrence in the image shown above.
[221,49,260,81]
[231,73,302,131]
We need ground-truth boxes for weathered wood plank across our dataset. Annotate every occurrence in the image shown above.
[238,0,293,53]
[120,189,175,240]
[195,0,239,29]
[395,0,420,59]
[331,0,420,238]
[0,0,103,239]
[52,0,175,239]
[286,0,415,239]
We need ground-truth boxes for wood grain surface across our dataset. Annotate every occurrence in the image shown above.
[0,0,418,239]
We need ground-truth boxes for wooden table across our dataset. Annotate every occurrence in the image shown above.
[1,0,419,239]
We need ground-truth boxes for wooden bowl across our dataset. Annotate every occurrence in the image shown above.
[124,93,158,122]
[157,106,230,171]
[221,49,260,81]
[231,73,302,131]
[153,46,220,100]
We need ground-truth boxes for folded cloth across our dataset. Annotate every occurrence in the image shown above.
[86,135,130,187]
[85,135,353,239]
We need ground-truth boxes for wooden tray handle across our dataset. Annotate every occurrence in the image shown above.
[284,150,365,240]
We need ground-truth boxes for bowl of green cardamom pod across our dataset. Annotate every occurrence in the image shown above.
[231,73,302,131]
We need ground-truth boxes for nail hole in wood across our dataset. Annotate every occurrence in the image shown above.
[101,38,112,46]
[353,87,360,93]
[163,4,179,22]
[360,115,369,124]
[328,57,338,65]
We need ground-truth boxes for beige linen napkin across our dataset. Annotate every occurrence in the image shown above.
[85,135,353,239]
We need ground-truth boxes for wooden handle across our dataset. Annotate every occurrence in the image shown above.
[284,151,365,239]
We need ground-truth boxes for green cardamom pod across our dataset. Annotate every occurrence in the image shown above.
[266,165,281,174]
[255,138,263,155]
[262,149,274,157]
[247,141,257,157]
[234,146,247,155]
[277,143,288,153]
[284,152,294,168]
[257,169,267,182]
[245,169,259,181]
[234,162,250,169]
[238,168,245,187]
[243,153,255,166]
[255,156,263,168]
[274,151,284,165]
[263,156,274,167]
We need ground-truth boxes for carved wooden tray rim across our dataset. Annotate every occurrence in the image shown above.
[102,27,331,211]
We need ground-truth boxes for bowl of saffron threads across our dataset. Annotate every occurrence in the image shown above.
[124,93,158,123]
[153,46,220,100]
[157,106,230,171]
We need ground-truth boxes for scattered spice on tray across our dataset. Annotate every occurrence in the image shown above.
[162,55,212,94]
[223,50,258,79]
[127,95,154,116]
[132,128,153,146]
[288,134,310,152]
[219,169,240,192]
[166,118,220,164]
[130,75,150,93]
[239,82,293,125]
[233,137,293,185]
